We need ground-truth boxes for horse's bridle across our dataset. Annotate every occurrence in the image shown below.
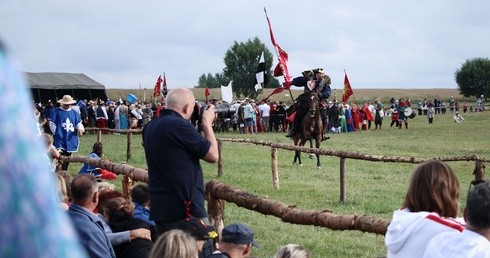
[308,93,318,118]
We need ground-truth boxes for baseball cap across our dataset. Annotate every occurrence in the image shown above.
[221,223,259,248]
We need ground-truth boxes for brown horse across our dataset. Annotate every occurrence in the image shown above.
[292,92,323,168]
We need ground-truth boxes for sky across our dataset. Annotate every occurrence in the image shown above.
[0,0,489,90]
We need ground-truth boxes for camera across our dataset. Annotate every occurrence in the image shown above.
[191,101,237,124]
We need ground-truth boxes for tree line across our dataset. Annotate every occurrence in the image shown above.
[197,37,490,101]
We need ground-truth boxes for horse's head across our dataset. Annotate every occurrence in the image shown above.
[308,93,319,118]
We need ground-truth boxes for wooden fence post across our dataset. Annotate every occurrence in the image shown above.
[340,157,346,203]
[272,147,279,189]
[474,159,486,181]
[121,175,133,200]
[218,140,223,177]
[206,186,225,235]
[97,129,102,142]
[126,132,132,162]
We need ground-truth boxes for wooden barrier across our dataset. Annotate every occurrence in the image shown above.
[65,135,487,236]
[62,155,390,235]
[205,180,390,235]
[217,138,487,202]
[78,130,487,202]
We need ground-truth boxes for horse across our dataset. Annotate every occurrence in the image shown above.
[291,92,323,169]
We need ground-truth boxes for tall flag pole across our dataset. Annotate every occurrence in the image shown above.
[263,7,293,102]
[341,69,354,103]
[254,52,266,92]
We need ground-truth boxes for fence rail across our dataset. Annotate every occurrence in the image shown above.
[72,129,487,235]
[62,155,390,235]
[216,138,487,201]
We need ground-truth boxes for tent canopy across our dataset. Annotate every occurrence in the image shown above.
[26,72,107,104]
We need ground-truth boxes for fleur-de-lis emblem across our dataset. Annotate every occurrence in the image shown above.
[62,117,75,132]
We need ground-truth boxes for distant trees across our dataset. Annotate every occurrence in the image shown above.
[455,57,490,98]
[195,37,280,99]
[196,72,229,89]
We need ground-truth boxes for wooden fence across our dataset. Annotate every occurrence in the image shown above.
[63,155,390,235]
[216,138,487,202]
[63,128,487,235]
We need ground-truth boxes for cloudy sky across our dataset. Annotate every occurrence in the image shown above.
[1,0,488,90]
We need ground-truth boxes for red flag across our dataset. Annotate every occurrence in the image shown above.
[273,63,282,77]
[264,8,292,99]
[205,87,210,103]
[342,72,354,103]
[162,73,168,97]
[153,75,162,97]
[265,8,277,47]
[261,83,289,102]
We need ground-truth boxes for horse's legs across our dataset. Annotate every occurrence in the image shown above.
[293,149,302,165]
[315,137,321,169]
[293,138,301,165]
[308,137,315,160]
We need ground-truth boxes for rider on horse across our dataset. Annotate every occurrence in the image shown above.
[285,68,332,138]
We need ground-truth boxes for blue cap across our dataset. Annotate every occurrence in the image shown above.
[221,223,259,248]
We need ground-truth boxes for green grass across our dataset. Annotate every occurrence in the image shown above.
[69,111,490,257]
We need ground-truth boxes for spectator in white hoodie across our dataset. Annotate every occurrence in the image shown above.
[423,180,490,257]
[385,160,465,258]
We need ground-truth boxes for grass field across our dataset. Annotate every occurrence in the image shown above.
[70,110,490,257]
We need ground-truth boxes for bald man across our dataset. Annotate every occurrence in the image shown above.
[142,87,218,235]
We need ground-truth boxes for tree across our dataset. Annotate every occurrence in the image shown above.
[196,72,229,88]
[455,57,490,98]
[223,37,279,99]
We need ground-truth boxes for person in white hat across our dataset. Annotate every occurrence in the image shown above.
[49,95,85,170]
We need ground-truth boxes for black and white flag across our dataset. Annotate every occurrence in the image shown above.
[254,52,266,92]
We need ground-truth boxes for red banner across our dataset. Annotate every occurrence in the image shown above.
[153,75,162,97]
[264,8,292,100]
[205,87,210,103]
[342,72,354,103]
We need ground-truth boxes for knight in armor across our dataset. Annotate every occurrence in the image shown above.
[285,68,331,138]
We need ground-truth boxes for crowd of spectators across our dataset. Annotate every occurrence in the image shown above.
[195,94,486,136]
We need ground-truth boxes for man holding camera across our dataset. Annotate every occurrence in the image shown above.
[142,87,218,236]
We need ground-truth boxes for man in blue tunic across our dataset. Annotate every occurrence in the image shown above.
[142,87,218,234]
[285,68,332,138]
[49,95,84,170]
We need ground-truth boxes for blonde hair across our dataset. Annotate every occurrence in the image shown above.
[274,244,310,258]
[42,133,53,147]
[97,181,115,192]
[150,229,198,258]
[56,174,69,203]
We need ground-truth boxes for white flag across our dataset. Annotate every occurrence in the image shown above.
[255,52,265,92]
[221,81,233,103]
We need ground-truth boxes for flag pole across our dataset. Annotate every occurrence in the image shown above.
[264,7,294,103]
[160,72,165,103]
